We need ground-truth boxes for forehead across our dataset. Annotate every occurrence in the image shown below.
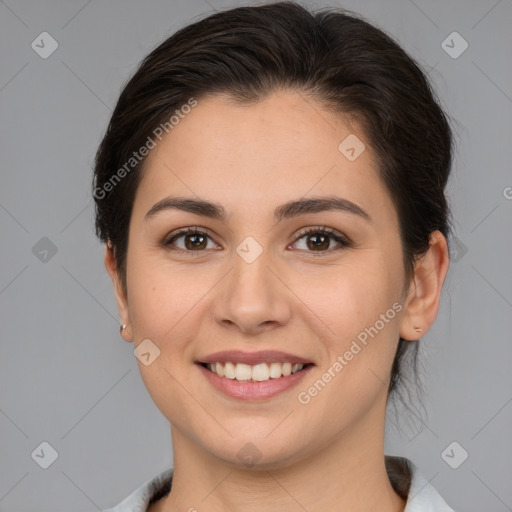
[132,90,395,227]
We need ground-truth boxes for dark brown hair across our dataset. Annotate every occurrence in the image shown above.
[92,1,453,398]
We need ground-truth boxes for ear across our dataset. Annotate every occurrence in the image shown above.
[399,230,450,341]
[104,243,132,342]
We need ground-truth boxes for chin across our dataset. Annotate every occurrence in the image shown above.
[202,432,311,472]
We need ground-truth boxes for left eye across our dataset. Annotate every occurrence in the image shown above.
[291,228,350,253]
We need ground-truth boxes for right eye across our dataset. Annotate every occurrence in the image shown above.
[163,227,220,254]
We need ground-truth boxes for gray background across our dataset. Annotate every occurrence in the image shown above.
[0,0,511,510]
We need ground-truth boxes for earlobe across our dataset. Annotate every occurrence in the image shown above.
[104,242,133,342]
[399,231,450,341]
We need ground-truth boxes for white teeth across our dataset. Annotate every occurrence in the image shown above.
[269,362,282,378]
[282,362,292,376]
[224,362,236,379]
[215,362,224,377]
[251,363,270,381]
[205,361,305,381]
[235,363,252,381]
[292,363,303,374]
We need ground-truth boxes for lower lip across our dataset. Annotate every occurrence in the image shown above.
[197,363,313,401]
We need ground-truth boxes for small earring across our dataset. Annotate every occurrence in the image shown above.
[119,323,132,343]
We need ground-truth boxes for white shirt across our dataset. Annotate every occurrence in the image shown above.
[102,456,456,511]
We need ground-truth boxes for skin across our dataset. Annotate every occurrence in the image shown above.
[105,90,449,512]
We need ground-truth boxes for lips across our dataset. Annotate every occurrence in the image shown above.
[197,360,313,400]
[195,350,314,399]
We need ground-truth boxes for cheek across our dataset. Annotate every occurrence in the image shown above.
[125,255,209,421]
[126,250,205,339]
[297,257,401,340]
[295,256,403,399]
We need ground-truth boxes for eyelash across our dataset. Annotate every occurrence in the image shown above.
[162,226,352,256]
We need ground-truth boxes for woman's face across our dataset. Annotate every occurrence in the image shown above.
[109,90,418,468]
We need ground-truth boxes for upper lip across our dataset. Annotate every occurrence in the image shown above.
[197,350,313,366]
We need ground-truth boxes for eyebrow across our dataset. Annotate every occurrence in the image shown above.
[144,195,371,223]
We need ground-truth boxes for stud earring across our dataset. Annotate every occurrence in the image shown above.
[119,323,132,343]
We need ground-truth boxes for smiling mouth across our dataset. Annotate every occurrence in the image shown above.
[199,361,313,382]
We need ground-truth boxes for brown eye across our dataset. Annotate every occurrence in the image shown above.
[163,228,218,252]
[305,232,330,251]
[292,227,351,253]
[183,233,208,250]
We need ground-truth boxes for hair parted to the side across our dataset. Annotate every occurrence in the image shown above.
[92,1,453,402]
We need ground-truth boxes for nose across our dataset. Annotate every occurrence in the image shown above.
[212,243,292,336]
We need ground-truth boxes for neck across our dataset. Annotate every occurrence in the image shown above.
[155,403,405,512]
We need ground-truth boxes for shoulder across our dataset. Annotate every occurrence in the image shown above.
[102,468,173,512]
[386,455,457,512]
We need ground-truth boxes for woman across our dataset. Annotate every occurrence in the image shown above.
[93,2,454,510]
